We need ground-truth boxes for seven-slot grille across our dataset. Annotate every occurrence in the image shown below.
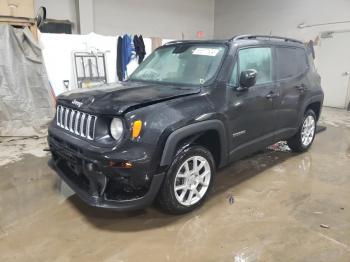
[56,105,97,140]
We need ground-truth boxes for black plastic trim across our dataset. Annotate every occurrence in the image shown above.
[160,120,228,167]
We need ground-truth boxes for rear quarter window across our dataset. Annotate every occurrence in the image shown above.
[276,47,308,80]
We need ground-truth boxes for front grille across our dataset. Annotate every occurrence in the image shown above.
[56,105,97,140]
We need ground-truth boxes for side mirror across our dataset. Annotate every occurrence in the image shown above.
[239,69,257,89]
[35,6,46,29]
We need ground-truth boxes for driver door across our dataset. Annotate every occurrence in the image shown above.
[227,46,277,161]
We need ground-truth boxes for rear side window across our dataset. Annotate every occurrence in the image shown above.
[276,47,308,79]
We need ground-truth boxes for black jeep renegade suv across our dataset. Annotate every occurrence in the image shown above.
[48,35,323,214]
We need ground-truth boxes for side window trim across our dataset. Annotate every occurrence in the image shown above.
[228,53,239,88]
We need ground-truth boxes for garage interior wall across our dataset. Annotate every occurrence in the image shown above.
[35,0,215,39]
[35,0,350,41]
[214,0,350,41]
[93,0,215,39]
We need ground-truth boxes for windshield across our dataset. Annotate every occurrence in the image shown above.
[129,44,226,85]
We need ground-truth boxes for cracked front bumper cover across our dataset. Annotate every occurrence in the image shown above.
[49,159,164,211]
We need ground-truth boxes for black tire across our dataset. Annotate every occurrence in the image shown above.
[287,109,317,152]
[157,145,215,214]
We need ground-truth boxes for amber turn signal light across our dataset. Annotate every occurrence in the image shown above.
[131,120,142,139]
[109,160,133,168]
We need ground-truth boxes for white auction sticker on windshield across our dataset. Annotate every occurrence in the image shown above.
[192,48,220,56]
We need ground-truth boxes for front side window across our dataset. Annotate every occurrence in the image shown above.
[229,47,273,86]
[130,44,226,85]
[239,47,273,85]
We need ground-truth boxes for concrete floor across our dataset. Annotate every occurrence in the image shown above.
[0,107,349,262]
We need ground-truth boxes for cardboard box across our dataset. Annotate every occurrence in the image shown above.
[0,0,34,18]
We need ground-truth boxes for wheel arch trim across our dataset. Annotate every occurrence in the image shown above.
[299,94,323,125]
[160,120,228,167]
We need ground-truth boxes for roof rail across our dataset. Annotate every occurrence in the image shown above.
[232,35,303,44]
[164,40,184,45]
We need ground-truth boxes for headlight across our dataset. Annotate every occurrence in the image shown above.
[110,118,123,140]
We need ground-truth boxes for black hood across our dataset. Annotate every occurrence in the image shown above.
[57,81,201,115]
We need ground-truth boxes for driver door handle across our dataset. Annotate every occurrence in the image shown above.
[265,92,278,99]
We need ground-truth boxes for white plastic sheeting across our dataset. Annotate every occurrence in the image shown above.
[0,25,54,136]
[39,33,154,96]
[40,32,117,95]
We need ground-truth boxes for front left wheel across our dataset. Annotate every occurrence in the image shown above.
[157,145,215,214]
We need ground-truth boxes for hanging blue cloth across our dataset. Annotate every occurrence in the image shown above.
[121,34,132,80]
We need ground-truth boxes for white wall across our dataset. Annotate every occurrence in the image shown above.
[214,0,350,42]
[78,0,94,34]
[35,0,215,39]
[34,0,79,33]
[93,0,215,39]
[34,0,350,41]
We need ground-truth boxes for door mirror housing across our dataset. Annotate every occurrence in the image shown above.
[239,69,257,89]
[35,6,47,29]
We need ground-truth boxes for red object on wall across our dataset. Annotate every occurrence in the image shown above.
[196,31,204,38]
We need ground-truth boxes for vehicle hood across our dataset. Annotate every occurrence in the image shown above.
[57,81,201,115]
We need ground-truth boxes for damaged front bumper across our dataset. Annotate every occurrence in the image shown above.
[47,127,164,211]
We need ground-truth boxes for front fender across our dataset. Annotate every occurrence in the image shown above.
[160,120,228,167]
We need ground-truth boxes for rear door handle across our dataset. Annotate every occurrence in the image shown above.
[295,84,307,91]
[265,92,278,99]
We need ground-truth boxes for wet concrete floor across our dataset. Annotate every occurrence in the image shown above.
[0,107,349,261]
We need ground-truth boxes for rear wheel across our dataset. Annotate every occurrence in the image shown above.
[157,145,215,214]
[287,109,316,152]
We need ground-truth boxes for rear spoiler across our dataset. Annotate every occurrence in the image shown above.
[306,40,315,60]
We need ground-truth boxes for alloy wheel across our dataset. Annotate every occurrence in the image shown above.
[301,115,315,147]
[174,156,211,206]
